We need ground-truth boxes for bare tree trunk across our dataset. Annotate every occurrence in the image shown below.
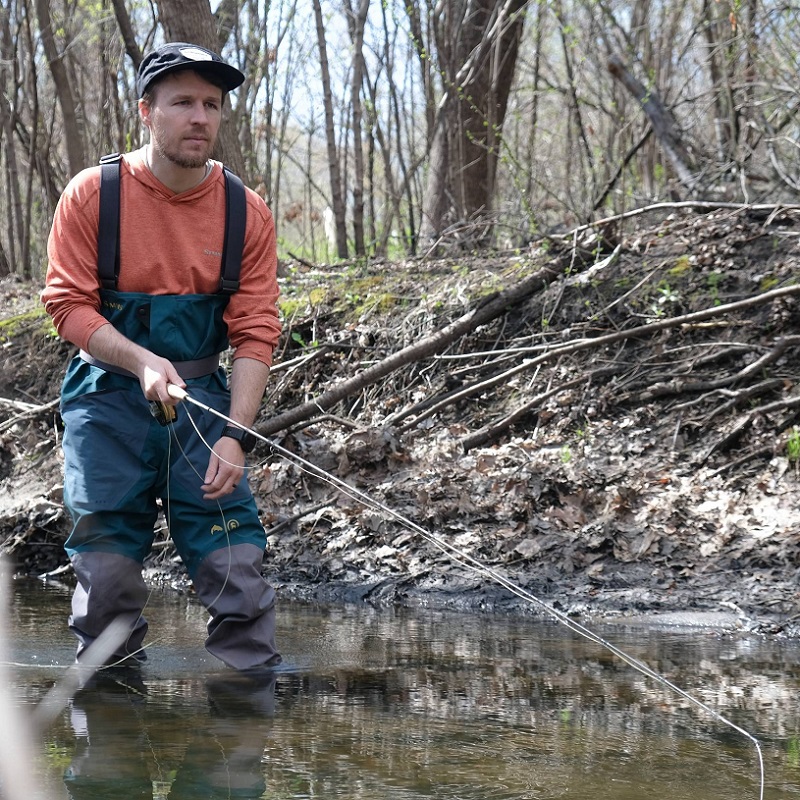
[553,0,595,208]
[405,0,435,139]
[346,0,370,257]
[110,0,143,70]
[367,77,402,258]
[311,0,348,258]
[381,0,418,254]
[214,0,239,53]
[419,0,527,246]
[35,0,86,176]
[525,2,543,213]
[607,54,699,195]
[0,242,10,278]
[419,104,452,245]
[0,7,24,276]
[702,0,738,167]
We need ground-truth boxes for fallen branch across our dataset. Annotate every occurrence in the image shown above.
[552,200,800,242]
[262,277,800,439]
[460,365,622,451]
[624,336,800,403]
[0,397,60,434]
[264,498,336,537]
[671,378,785,417]
[700,393,800,464]
[258,258,566,435]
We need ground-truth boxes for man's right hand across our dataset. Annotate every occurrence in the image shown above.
[86,323,186,403]
[138,356,186,404]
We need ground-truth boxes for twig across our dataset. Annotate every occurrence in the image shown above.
[691,379,786,422]
[264,498,337,537]
[627,336,799,403]
[460,366,621,451]
[707,446,774,478]
[0,398,60,433]
[551,200,800,241]
[700,394,800,464]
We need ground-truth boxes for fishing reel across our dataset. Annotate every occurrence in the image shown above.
[149,400,178,426]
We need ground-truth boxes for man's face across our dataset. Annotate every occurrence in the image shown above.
[140,70,224,169]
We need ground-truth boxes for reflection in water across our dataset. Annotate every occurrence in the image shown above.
[64,670,275,800]
[7,580,800,799]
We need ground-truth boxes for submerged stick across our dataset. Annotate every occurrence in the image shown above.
[0,562,59,800]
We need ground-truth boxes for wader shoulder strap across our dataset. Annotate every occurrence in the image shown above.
[97,153,122,290]
[220,167,246,295]
[96,156,247,295]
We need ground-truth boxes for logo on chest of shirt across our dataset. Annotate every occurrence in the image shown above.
[204,248,223,258]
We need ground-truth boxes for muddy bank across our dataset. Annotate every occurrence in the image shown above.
[2,206,800,634]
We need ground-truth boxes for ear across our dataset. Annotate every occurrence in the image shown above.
[138,98,151,129]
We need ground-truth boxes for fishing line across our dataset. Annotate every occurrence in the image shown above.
[162,401,236,613]
[168,385,765,800]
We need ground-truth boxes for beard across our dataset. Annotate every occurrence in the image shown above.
[153,129,215,169]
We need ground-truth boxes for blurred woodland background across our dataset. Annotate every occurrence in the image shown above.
[1,0,800,275]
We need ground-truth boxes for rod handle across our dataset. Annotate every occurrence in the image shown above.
[167,384,188,401]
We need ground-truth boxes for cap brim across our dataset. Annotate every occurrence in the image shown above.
[138,61,245,97]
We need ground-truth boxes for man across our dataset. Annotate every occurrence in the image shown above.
[42,42,282,671]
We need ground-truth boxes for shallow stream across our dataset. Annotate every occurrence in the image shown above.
[6,578,800,799]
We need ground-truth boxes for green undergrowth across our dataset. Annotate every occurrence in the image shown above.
[276,254,538,329]
[0,305,55,342]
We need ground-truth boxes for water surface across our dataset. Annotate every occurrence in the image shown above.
[5,578,800,799]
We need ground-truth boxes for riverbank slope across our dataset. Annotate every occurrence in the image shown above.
[2,205,799,633]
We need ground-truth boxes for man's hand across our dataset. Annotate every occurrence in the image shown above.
[138,357,185,404]
[197,356,271,500]
[202,436,246,500]
[87,324,186,403]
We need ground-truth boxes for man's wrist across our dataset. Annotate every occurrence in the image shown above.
[220,424,257,453]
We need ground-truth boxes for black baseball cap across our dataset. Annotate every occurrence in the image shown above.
[136,42,245,97]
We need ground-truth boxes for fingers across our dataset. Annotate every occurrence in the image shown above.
[139,358,186,403]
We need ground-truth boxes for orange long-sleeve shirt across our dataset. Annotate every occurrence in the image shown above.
[43,148,281,366]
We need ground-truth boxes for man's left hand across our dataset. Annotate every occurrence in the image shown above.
[202,437,246,499]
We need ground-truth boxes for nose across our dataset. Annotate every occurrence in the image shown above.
[189,100,210,124]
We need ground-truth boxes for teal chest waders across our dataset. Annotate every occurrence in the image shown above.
[59,156,281,670]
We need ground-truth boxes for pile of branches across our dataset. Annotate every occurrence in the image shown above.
[263,205,800,469]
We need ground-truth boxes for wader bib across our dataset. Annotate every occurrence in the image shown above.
[59,156,280,670]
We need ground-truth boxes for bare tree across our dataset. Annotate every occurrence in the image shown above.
[5,0,800,282]
[607,54,699,196]
[345,0,370,257]
[35,0,87,176]
[311,0,349,258]
[419,0,527,247]
[0,6,22,275]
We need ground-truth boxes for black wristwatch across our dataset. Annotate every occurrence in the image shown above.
[221,424,257,453]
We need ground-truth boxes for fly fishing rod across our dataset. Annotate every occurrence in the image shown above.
[167,384,765,800]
